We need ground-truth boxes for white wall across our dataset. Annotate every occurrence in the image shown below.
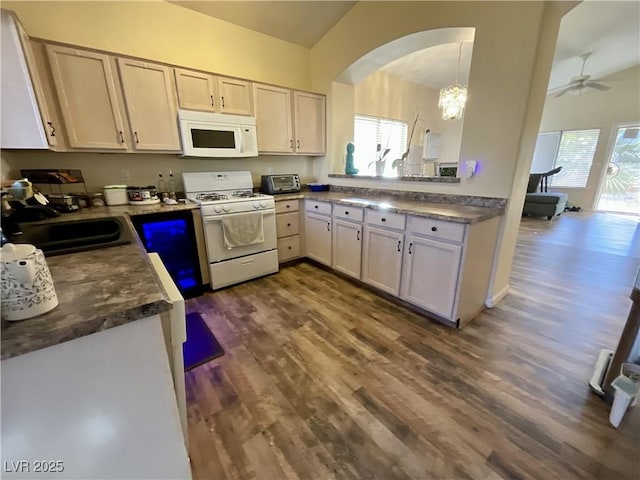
[354,70,464,164]
[539,65,640,209]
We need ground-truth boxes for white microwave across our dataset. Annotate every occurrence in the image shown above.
[178,110,258,158]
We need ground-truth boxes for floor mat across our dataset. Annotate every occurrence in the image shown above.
[183,312,224,371]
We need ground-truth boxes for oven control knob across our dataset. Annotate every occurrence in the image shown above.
[253,202,260,209]
[214,206,222,213]
[222,205,230,213]
[260,201,267,208]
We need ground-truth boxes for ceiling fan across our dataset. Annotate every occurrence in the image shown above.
[552,52,611,97]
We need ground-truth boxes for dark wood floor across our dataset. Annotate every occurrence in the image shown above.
[185,211,640,480]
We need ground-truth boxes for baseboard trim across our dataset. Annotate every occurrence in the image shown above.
[485,284,510,308]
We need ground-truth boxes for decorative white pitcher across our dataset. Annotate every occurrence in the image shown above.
[0,243,58,321]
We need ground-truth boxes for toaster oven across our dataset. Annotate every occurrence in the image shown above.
[260,174,301,194]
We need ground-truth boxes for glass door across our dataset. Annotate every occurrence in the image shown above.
[597,125,640,214]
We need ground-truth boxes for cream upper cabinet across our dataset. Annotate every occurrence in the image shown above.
[218,77,252,115]
[253,83,293,153]
[117,58,181,152]
[293,91,325,154]
[46,45,127,149]
[253,83,326,155]
[174,69,252,116]
[174,68,217,112]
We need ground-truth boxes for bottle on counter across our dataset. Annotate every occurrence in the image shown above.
[157,172,167,200]
[168,170,177,201]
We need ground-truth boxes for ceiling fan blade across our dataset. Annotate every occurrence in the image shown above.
[585,81,610,91]
[554,86,573,97]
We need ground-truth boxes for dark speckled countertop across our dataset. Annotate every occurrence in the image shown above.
[273,191,504,224]
[1,204,198,360]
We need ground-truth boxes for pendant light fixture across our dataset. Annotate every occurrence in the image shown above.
[438,43,467,120]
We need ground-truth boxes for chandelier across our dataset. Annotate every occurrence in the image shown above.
[438,43,467,120]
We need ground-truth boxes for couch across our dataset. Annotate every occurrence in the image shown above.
[522,167,568,220]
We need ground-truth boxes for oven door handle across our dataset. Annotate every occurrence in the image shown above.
[202,211,274,223]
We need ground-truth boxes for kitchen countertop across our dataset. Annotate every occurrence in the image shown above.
[273,191,504,224]
[29,202,199,223]
[1,213,175,360]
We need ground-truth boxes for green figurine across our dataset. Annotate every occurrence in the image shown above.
[345,142,359,175]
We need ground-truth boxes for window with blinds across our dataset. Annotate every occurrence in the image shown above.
[354,115,408,176]
[531,129,600,188]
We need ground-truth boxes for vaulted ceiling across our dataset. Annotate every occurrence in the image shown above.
[168,1,640,92]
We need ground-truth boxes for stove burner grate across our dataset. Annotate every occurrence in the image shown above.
[196,192,228,202]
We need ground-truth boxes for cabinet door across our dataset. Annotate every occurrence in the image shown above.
[117,58,181,151]
[362,226,404,296]
[174,68,217,112]
[13,17,57,147]
[401,234,462,320]
[294,91,325,154]
[218,77,253,115]
[304,212,331,266]
[46,45,127,149]
[332,219,362,279]
[253,83,293,153]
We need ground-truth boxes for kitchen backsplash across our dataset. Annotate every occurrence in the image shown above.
[1,150,320,191]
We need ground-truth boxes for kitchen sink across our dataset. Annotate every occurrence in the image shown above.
[11,216,133,256]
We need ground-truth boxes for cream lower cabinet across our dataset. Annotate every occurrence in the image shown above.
[401,233,462,320]
[400,215,500,325]
[332,205,363,279]
[117,58,181,152]
[361,210,406,296]
[304,200,332,266]
[275,199,301,263]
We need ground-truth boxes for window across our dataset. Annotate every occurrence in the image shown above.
[531,129,600,188]
[353,115,408,176]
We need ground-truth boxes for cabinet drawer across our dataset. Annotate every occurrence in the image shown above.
[407,216,466,243]
[278,236,300,262]
[365,209,406,230]
[333,204,363,222]
[305,200,331,216]
[275,199,299,214]
[276,212,300,237]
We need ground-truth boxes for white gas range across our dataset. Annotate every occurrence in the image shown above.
[183,171,278,290]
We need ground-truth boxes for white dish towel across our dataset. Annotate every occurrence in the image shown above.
[221,212,264,249]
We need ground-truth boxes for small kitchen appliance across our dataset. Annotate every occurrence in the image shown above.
[103,185,128,206]
[0,243,58,320]
[183,171,278,289]
[260,174,301,194]
[178,110,258,158]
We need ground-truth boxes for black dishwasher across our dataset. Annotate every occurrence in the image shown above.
[131,210,203,299]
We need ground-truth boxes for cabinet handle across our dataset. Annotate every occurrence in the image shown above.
[287,223,291,227]
[356,230,360,241]
[345,211,349,215]
[221,96,225,108]
[47,122,56,137]
[408,242,413,254]
[288,246,292,250]
[119,131,124,143]
[210,95,215,107]
[431,226,437,232]
[290,139,294,150]
[327,222,330,231]
[314,205,318,209]
[297,139,300,149]
[381,218,387,222]
[397,240,402,252]
[286,204,290,209]
[134,131,140,144]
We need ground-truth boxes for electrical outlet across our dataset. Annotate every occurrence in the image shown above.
[119,169,130,182]
[267,166,274,174]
